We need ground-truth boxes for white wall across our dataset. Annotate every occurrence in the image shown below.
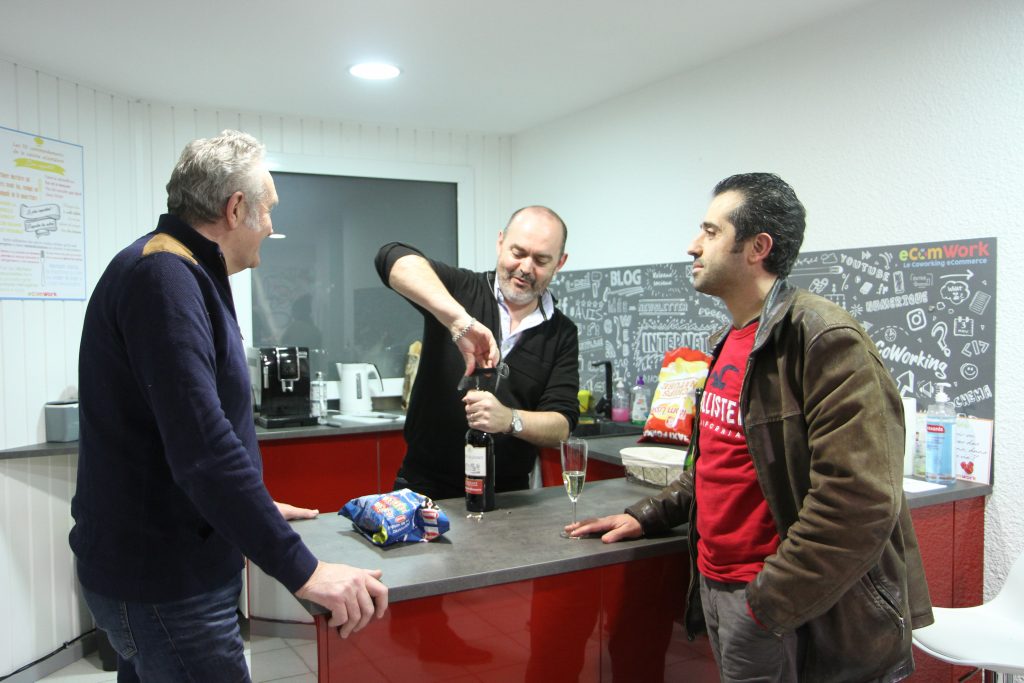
[512,0,1023,597]
[0,58,510,675]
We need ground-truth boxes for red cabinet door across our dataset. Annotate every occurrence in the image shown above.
[261,434,379,513]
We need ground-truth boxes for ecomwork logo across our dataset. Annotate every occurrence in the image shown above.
[899,241,990,262]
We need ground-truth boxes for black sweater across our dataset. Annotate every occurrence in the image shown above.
[71,214,317,602]
[376,243,580,499]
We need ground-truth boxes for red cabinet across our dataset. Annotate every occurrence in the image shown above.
[260,433,384,512]
[907,496,986,682]
[311,553,718,682]
[539,446,626,487]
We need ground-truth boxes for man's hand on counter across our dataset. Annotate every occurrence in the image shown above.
[275,501,320,520]
[566,513,643,543]
[295,561,389,638]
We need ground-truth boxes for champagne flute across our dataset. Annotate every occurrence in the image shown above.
[559,437,588,539]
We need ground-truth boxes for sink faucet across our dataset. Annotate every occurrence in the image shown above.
[591,360,613,419]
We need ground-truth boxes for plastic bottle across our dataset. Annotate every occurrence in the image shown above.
[924,383,956,484]
[630,375,650,425]
[611,379,630,422]
[310,371,328,424]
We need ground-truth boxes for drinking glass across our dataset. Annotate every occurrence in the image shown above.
[558,437,588,539]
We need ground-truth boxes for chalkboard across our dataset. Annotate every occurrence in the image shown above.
[551,237,996,419]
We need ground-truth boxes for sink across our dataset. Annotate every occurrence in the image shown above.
[572,420,644,438]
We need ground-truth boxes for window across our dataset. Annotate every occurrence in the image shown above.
[249,169,461,380]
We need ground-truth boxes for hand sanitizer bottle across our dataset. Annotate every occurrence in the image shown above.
[924,383,955,484]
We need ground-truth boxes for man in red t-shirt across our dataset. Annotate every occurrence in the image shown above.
[570,174,932,682]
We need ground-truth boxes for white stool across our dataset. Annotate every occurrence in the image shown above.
[912,550,1024,682]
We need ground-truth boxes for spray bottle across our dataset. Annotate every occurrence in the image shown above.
[630,375,650,426]
[924,383,955,484]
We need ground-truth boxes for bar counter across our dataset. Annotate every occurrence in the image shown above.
[248,478,711,681]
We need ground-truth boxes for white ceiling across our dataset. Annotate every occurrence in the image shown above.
[1,0,879,134]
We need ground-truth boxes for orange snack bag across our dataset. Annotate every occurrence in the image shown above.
[640,347,712,446]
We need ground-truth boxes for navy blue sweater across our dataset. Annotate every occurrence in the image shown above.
[71,214,317,602]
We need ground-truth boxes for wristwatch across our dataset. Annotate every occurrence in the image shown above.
[508,409,524,434]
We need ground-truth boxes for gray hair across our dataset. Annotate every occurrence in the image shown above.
[166,130,267,227]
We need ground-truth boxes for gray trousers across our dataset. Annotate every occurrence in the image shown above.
[700,575,802,683]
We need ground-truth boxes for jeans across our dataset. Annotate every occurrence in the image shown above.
[81,573,250,682]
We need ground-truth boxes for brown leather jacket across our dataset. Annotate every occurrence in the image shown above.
[627,279,934,682]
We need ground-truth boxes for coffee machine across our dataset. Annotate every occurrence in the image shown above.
[249,347,319,428]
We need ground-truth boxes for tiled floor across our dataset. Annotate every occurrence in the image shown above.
[37,629,317,683]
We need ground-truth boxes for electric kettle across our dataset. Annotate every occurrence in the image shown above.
[337,363,383,414]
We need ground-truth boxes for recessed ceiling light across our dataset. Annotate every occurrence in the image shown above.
[268,233,287,240]
[349,62,401,80]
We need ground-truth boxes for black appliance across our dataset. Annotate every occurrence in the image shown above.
[249,346,318,428]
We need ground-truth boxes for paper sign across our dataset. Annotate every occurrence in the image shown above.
[954,416,993,484]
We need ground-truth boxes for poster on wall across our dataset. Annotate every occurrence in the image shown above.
[0,125,85,300]
[550,237,996,422]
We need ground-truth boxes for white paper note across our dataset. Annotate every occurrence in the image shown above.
[954,416,993,485]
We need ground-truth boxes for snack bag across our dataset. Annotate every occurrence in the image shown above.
[339,489,450,546]
[640,347,712,446]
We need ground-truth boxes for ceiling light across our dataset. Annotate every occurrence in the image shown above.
[349,62,401,80]
[268,233,287,240]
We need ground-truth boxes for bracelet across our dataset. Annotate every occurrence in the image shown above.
[451,318,476,343]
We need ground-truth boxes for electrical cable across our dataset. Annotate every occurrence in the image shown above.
[0,628,97,681]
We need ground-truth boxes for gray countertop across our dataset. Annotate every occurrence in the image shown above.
[5,421,991,511]
[584,434,993,508]
[0,419,404,460]
[284,478,687,614]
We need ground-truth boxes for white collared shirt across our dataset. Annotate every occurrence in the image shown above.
[494,278,555,360]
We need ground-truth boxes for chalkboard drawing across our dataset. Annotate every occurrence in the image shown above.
[590,271,603,298]
[953,317,974,337]
[906,308,927,331]
[961,363,980,381]
[825,292,846,308]
[940,280,970,306]
[968,291,991,315]
[20,203,61,237]
[893,271,906,294]
[931,322,951,357]
[894,370,915,396]
[910,274,933,289]
[961,340,989,357]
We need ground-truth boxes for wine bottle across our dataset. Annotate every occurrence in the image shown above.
[465,427,496,513]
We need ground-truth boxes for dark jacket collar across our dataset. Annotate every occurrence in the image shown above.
[155,213,228,276]
[708,277,798,355]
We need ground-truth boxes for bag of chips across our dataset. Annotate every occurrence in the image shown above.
[640,347,712,446]
[339,489,450,547]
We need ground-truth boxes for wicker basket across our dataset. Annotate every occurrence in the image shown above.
[620,446,687,488]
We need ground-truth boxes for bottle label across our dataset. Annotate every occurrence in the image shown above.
[465,477,484,495]
[465,445,487,476]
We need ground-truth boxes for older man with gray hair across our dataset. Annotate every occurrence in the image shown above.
[71,130,387,682]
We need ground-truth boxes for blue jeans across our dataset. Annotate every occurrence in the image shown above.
[81,573,250,682]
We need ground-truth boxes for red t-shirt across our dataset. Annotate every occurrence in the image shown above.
[695,321,780,583]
